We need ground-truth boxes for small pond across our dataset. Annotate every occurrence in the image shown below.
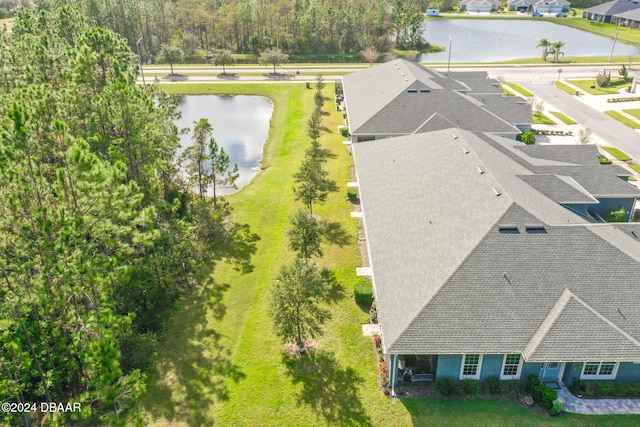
[420,19,640,62]
[174,95,273,195]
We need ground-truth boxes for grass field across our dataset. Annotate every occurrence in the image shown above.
[534,112,556,125]
[601,145,633,161]
[555,81,579,95]
[503,82,534,97]
[605,110,640,129]
[568,79,631,95]
[549,111,577,124]
[629,164,640,174]
[624,109,640,120]
[139,82,640,427]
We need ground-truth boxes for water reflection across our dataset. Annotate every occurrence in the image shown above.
[175,95,273,195]
[420,19,639,62]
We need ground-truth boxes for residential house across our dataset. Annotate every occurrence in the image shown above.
[583,0,640,23]
[351,128,640,396]
[614,7,640,27]
[533,0,570,13]
[508,0,535,12]
[341,59,532,142]
[459,0,500,12]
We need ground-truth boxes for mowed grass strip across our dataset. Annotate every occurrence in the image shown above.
[569,79,631,95]
[141,83,640,427]
[502,82,534,97]
[533,112,556,125]
[555,80,578,95]
[549,111,577,125]
[605,110,640,129]
[602,145,633,161]
[624,109,640,120]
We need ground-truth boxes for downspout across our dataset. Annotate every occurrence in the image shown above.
[390,354,398,403]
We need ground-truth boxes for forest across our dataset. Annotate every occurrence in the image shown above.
[0,3,257,425]
[26,0,431,62]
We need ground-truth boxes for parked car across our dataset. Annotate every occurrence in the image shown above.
[556,12,567,17]
[532,12,543,17]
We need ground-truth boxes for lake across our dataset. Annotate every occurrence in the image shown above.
[420,19,640,62]
[175,95,273,195]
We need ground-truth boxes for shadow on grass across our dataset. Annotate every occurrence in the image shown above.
[320,268,346,304]
[321,220,351,247]
[221,222,261,274]
[142,278,245,426]
[282,350,373,427]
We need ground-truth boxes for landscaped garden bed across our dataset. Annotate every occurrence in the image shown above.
[570,378,640,398]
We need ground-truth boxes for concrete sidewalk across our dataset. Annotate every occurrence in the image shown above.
[557,386,640,415]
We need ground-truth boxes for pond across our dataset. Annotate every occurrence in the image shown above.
[174,95,273,195]
[420,19,640,62]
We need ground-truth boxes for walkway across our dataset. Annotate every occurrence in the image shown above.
[557,386,640,414]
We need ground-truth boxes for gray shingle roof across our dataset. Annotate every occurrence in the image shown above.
[516,144,602,166]
[584,0,640,15]
[342,59,530,136]
[518,174,598,204]
[354,128,640,360]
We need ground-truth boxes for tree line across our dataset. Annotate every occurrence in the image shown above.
[0,5,254,425]
[30,0,430,62]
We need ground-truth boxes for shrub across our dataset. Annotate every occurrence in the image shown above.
[516,131,536,145]
[569,377,585,395]
[353,279,373,305]
[598,155,612,165]
[550,399,563,415]
[482,375,505,396]
[434,376,459,398]
[540,386,557,409]
[369,300,377,322]
[373,334,381,349]
[347,187,358,201]
[605,207,628,222]
[460,379,480,399]
[378,362,389,374]
[340,127,350,137]
[525,374,542,395]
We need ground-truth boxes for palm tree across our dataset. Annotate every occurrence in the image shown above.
[536,38,550,61]
[550,41,565,63]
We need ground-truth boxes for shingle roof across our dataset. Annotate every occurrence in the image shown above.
[615,7,640,18]
[341,59,530,136]
[584,0,640,15]
[354,128,640,360]
[516,144,601,166]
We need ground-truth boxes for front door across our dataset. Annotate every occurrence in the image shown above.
[540,362,564,381]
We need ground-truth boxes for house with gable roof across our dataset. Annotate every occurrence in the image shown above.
[583,0,640,23]
[341,59,532,143]
[342,61,640,396]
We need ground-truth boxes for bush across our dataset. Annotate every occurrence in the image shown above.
[569,377,585,395]
[482,375,505,397]
[550,399,563,415]
[525,374,542,395]
[516,131,536,145]
[605,207,628,222]
[540,386,557,409]
[434,376,459,398]
[460,379,480,399]
[347,187,358,201]
[598,155,612,165]
[353,279,373,305]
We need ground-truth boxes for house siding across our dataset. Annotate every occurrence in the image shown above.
[564,361,640,383]
[521,361,544,380]
[593,197,636,220]
[436,354,463,379]
[436,354,526,380]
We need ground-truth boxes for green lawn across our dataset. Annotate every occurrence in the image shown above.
[551,18,640,47]
[601,145,633,161]
[605,110,640,129]
[549,111,577,125]
[534,112,556,125]
[139,82,640,427]
[555,81,578,95]
[629,164,640,173]
[502,82,534,97]
[567,79,631,95]
[624,109,640,120]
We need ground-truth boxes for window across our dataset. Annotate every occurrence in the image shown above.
[580,361,619,380]
[501,354,523,380]
[460,354,483,380]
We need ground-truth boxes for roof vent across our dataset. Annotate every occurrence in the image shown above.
[408,89,418,93]
[492,187,502,197]
[452,133,458,140]
[462,147,469,154]
[477,167,485,175]
[420,89,430,93]
[498,224,518,231]
[524,224,545,231]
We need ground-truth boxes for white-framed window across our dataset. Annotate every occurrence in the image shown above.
[580,361,619,380]
[500,354,524,380]
[460,354,483,380]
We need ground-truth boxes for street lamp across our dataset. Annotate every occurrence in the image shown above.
[447,35,452,74]
[136,37,146,84]
[608,22,622,63]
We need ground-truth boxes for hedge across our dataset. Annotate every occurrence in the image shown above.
[353,279,373,305]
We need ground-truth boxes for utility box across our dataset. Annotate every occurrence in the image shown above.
[426,9,440,16]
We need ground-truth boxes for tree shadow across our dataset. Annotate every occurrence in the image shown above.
[221,222,261,274]
[141,277,245,426]
[320,268,346,304]
[321,220,351,248]
[282,350,373,427]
